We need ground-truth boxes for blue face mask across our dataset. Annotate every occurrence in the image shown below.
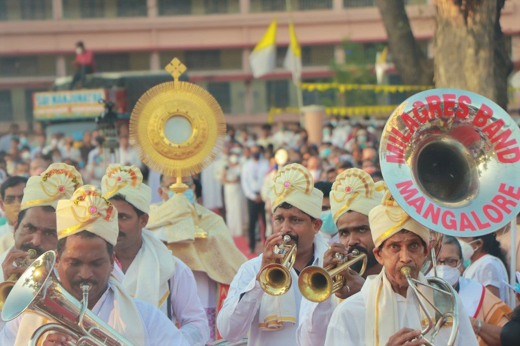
[320,210,338,235]
[183,188,195,204]
[463,259,471,268]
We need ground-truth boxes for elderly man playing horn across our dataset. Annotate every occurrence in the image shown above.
[101,164,209,345]
[217,163,328,345]
[325,190,478,346]
[0,163,82,330]
[297,168,385,346]
[0,185,189,345]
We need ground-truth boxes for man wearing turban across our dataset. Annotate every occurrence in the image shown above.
[217,163,328,345]
[0,186,189,345]
[0,163,82,330]
[324,191,478,346]
[101,164,209,345]
[297,168,385,346]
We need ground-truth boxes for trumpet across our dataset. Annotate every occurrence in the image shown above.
[2,250,134,346]
[400,266,459,346]
[0,248,37,312]
[298,249,367,302]
[259,235,297,296]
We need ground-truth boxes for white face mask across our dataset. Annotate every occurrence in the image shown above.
[434,265,461,287]
[458,238,478,262]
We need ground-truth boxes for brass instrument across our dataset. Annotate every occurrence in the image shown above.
[400,266,459,346]
[0,248,37,311]
[298,249,367,303]
[259,235,297,296]
[1,251,134,346]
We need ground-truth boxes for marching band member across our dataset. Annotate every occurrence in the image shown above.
[217,163,328,345]
[0,163,82,330]
[101,164,209,345]
[297,169,384,346]
[0,185,189,346]
[325,190,478,346]
[436,236,512,346]
[148,174,247,341]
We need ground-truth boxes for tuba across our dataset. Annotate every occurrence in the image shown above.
[298,249,367,303]
[0,248,37,312]
[380,89,520,345]
[1,250,134,346]
[259,235,297,296]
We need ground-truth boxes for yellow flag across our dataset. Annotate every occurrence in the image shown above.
[284,21,302,85]
[250,18,277,78]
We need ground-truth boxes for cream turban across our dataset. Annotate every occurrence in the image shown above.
[369,190,430,248]
[330,168,384,223]
[21,163,83,210]
[101,164,151,214]
[268,163,323,219]
[57,185,118,246]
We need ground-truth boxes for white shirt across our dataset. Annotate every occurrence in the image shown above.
[324,276,478,346]
[0,246,12,331]
[0,232,14,257]
[217,236,328,346]
[240,159,270,201]
[0,284,190,346]
[113,256,209,345]
[463,254,510,306]
[118,146,142,168]
[296,293,340,346]
[0,223,13,239]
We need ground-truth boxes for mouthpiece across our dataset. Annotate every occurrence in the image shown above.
[283,235,291,242]
[400,266,412,276]
[27,249,37,259]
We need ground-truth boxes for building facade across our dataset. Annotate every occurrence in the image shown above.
[0,0,519,129]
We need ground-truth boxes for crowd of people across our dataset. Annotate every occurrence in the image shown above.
[0,116,519,345]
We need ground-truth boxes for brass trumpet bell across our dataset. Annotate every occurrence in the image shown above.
[298,250,367,303]
[0,248,37,312]
[259,235,297,296]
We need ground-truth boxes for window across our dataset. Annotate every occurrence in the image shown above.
[159,0,192,15]
[185,50,220,70]
[0,56,38,77]
[204,0,228,14]
[79,0,105,18]
[21,0,49,20]
[0,0,7,20]
[117,0,147,17]
[266,80,289,108]
[207,82,231,113]
[250,0,285,12]
[298,0,332,10]
[0,90,13,122]
[302,45,335,66]
[343,0,374,8]
[95,54,130,72]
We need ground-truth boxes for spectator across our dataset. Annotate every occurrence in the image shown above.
[0,123,19,153]
[30,133,46,159]
[118,135,142,168]
[70,41,95,89]
[86,136,107,186]
[0,176,27,238]
[79,131,93,167]
[61,135,81,163]
[221,154,245,238]
[29,157,47,176]
[14,162,29,177]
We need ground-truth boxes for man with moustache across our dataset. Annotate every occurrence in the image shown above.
[324,190,477,346]
[101,164,209,345]
[217,163,328,345]
[0,185,189,345]
[0,164,82,330]
[296,168,385,346]
[0,176,27,252]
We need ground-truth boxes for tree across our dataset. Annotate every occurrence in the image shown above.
[375,0,512,109]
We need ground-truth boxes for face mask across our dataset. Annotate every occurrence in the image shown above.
[183,188,195,205]
[229,155,238,164]
[4,203,21,223]
[357,135,367,142]
[458,238,476,262]
[21,152,30,160]
[320,210,338,235]
[76,48,82,54]
[252,152,261,160]
[320,148,331,158]
[20,137,28,146]
[434,265,460,287]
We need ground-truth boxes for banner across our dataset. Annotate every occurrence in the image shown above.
[268,105,398,123]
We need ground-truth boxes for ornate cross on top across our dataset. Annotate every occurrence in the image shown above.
[165,57,187,83]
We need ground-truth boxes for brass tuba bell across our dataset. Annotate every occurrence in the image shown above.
[1,250,134,346]
[298,249,367,303]
[259,235,297,296]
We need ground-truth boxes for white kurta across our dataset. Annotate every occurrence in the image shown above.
[113,255,209,345]
[463,254,510,306]
[324,275,478,346]
[0,232,14,256]
[217,236,328,346]
[0,223,13,238]
[0,284,189,346]
[0,246,11,331]
[296,293,340,346]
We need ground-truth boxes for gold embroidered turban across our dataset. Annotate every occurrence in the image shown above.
[268,163,323,219]
[101,164,151,214]
[21,163,83,210]
[57,185,118,246]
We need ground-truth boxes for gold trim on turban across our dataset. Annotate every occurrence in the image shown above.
[57,185,118,246]
[21,163,83,210]
[268,163,323,219]
[101,164,151,214]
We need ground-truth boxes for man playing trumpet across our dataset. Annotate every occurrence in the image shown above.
[325,190,477,345]
[0,186,189,345]
[217,163,328,345]
[297,168,384,346]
